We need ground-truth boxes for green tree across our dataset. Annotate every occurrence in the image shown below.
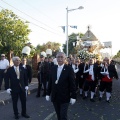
[36,41,61,56]
[63,33,84,55]
[113,50,120,59]
[0,9,31,57]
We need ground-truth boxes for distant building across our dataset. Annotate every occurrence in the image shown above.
[100,52,110,59]
[80,26,102,54]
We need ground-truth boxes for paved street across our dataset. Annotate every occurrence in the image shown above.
[0,92,55,120]
[52,79,120,120]
[0,65,120,120]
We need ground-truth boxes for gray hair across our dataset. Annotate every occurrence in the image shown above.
[103,57,109,60]
[56,52,66,58]
[12,56,21,62]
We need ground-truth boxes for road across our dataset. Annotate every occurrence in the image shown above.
[0,65,120,120]
[0,91,55,120]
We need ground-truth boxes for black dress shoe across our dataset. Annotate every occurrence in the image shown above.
[94,94,97,97]
[90,99,95,102]
[106,100,110,103]
[83,96,87,99]
[99,97,102,101]
[15,115,19,119]
[42,93,46,97]
[22,114,30,118]
[80,94,83,97]
[36,94,40,98]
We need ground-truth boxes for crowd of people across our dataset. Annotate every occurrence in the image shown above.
[0,52,118,120]
[36,52,118,120]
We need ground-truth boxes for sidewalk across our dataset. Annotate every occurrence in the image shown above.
[0,78,38,105]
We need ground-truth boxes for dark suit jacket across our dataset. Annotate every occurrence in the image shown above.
[37,61,49,80]
[47,64,76,103]
[26,65,32,83]
[20,63,32,83]
[48,62,54,80]
[78,63,85,78]
[48,62,54,68]
[100,64,118,79]
[6,66,28,92]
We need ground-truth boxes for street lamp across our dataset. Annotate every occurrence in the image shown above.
[66,6,84,57]
[22,42,31,58]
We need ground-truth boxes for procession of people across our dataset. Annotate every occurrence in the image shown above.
[0,52,118,120]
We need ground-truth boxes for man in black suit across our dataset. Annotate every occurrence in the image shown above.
[46,52,76,120]
[36,55,49,97]
[6,56,30,119]
[47,56,54,88]
[48,56,54,67]
[20,58,32,84]
[99,57,118,103]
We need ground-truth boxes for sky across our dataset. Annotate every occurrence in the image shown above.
[0,0,120,55]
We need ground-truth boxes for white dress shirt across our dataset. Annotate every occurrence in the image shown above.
[57,64,64,80]
[0,59,9,69]
[100,66,110,79]
[72,64,79,73]
[89,65,94,81]
[23,64,26,69]
[14,66,20,79]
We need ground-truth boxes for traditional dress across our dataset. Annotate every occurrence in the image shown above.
[99,64,118,103]
[83,63,99,102]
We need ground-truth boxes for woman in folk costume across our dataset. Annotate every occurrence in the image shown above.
[78,59,86,96]
[99,57,118,103]
[83,58,99,102]
[74,58,81,91]
[68,58,79,90]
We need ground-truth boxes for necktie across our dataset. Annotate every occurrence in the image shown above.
[15,67,20,79]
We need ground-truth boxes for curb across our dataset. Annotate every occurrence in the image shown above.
[0,83,38,106]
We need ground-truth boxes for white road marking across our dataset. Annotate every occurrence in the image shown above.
[44,111,56,120]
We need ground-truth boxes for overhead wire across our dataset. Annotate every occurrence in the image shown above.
[22,0,59,27]
[0,4,64,37]
[0,0,64,36]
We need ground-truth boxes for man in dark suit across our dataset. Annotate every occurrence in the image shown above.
[48,56,54,67]
[36,55,49,97]
[6,56,30,119]
[99,57,118,103]
[46,52,76,120]
[20,58,32,84]
[47,56,54,88]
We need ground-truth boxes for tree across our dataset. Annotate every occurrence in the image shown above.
[36,41,61,56]
[0,9,31,57]
[113,50,120,59]
[63,33,84,55]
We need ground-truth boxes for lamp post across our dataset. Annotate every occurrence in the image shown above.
[22,42,31,58]
[66,6,84,57]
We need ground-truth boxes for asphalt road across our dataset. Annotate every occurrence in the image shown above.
[52,79,120,120]
[0,91,55,120]
[51,64,120,120]
[0,65,120,120]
